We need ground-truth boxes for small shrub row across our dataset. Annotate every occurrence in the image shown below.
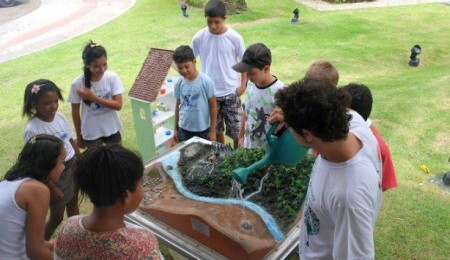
[178,143,314,232]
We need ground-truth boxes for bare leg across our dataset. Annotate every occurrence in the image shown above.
[66,190,79,217]
[45,205,65,240]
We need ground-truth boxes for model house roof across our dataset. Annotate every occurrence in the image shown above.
[129,48,174,102]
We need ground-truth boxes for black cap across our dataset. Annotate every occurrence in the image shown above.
[232,43,272,72]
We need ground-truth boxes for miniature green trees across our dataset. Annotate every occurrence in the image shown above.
[178,143,314,232]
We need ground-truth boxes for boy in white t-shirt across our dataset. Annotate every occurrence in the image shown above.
[192,0,247,147]
[232,43,285,148]
[269,79,382,259]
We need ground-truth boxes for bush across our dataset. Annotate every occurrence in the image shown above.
[184,0,205,8]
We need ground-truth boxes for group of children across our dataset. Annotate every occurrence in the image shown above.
[0,39,160,258]
[0,0,398,258]
[275,62,398,259]
[172,0,398,258]
[174,0,282,151]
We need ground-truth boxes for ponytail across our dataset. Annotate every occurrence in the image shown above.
[81,40,107,106]
[82,67,92,105]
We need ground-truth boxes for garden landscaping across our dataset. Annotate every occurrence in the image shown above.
[177,142,314,232]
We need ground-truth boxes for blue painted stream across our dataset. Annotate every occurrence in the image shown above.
[161,151,284,242]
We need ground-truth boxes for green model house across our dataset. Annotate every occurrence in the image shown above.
[129,48,179,162]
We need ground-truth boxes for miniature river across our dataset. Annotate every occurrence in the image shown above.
[161,151,284,242]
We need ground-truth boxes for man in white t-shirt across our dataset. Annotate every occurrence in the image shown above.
[192,0,246,147]
[269,79,382,259]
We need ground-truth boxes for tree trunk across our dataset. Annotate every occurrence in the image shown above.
[222,0,247,14]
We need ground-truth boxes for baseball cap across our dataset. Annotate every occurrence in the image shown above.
[232,43,272,72]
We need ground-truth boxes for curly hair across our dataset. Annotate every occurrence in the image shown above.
[3,134,64,182]
[341,83,373,121]
[275,79,351,142]
[73,144,143,208]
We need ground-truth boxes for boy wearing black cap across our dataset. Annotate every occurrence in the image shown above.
[232,43,285,148]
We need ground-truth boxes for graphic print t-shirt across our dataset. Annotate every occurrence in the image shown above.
[174,73,215,132]
[243,78,284,148]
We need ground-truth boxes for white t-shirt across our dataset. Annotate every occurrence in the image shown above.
[243,78,285,148]
[348,110,382,177]
[192,27,245,97]
[68,70,124,140]
[0,178,30,259]
[23,112,75,162]
[299,111,382,260]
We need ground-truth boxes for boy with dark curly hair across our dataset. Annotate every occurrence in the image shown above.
[269,79,382,259]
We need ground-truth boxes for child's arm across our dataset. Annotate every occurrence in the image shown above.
[236,73,247,96]
[69,138,81,158]
[173,99,181,143]
[207,97,217,141]
[20,181,53,259]
[46,181,64,202]
[238,111,246,148]
[76,88,123,111]
[71,103,84,149]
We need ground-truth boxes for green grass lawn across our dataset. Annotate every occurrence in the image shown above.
[0,0,449,258]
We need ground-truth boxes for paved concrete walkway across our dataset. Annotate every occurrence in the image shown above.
[296,0,449,11]
[0,0,135,63]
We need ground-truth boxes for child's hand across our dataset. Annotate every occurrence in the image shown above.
[173,130,179,143]
[207,130,216,141]
[45,240,55,251]
[76,87,97,101]
[50,186,64,202]
[268,107,287,134]
[76,135,85,149]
